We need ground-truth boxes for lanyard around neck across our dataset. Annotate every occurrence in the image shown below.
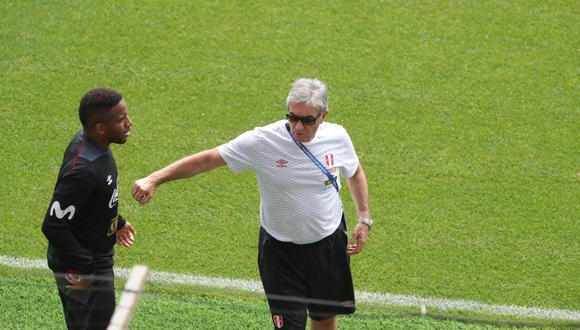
[285,122,339,193]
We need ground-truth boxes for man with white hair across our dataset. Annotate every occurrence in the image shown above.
[132,78,372,330]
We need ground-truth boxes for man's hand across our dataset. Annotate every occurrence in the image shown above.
[117,221,136,247]
[132,177,155,205]
[65,272,92,290]
[347,223,369,256]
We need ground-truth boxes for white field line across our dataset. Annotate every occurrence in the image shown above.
[1,255,579,322]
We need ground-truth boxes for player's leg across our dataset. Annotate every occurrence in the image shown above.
[258,227,308,329]
[54,271,91,330]
[310,315,337,330]
[307,217,355,327]
[84,269,115,330]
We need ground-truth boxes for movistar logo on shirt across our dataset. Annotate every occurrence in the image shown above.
[50,201,76,220]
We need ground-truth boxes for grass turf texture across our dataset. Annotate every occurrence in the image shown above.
[0,0,578,327]
[0,266,558,329]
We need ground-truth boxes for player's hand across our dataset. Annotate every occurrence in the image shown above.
[117,221,136,247]
[65,272,92,290]
[347,223,369,256]
[132,177,155,205]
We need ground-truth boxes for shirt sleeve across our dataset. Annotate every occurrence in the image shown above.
[218,129,259,173]
[117,214,127,229]
[339,128,360,179]
[41,168,95,274]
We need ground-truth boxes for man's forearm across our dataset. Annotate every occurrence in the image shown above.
[148,148,226,186]
[347,164,370,218]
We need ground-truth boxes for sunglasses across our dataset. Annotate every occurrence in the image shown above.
[285,113,321,126]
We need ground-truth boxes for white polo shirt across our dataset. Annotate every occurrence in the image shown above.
[218,120,359,244]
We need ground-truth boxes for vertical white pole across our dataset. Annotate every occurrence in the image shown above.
[107,265,149,330]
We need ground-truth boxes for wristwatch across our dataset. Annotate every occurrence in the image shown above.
[358,217,373,231]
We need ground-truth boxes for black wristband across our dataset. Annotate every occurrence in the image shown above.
[117,214,127,230]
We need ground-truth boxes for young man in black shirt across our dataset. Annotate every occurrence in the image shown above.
[42,87,136,330]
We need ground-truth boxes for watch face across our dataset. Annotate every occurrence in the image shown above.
[359,218,372,229]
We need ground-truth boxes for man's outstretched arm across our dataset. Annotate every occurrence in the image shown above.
[132,147,226,205]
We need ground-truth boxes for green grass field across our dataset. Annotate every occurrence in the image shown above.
[1,0,578,328]
[0,266,558,329]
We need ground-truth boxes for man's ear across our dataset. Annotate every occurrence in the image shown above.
[94,122,107,136]
[322,109,329,121]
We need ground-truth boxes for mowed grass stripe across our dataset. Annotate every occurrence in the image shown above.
[2,255,578,322]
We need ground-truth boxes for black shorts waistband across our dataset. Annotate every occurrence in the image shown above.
[261,214,347,249]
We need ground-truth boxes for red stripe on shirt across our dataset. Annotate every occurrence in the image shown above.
[71,140,85,170]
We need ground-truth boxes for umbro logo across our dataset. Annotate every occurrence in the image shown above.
[276,159,288,168]
[106,175,113,185]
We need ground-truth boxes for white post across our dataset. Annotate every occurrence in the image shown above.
[107,265,149,330]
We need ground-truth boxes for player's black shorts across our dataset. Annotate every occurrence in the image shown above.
[258,215,355,329]
[53,269,115,330]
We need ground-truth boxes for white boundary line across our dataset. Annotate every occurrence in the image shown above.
[1,255,579,322]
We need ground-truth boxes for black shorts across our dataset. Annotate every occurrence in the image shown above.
[258,216,355,329]
[53,269,115,330]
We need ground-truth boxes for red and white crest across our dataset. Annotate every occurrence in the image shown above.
[273,315,284,328]
[276,159,288,168]
[325,153,334,167]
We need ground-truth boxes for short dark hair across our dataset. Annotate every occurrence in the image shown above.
[78,88,123,127]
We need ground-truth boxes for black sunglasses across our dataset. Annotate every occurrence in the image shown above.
[285,113,321,126]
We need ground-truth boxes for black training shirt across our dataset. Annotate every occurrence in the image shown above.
[42,131,126,274]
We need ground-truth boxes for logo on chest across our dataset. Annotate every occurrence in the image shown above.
[276,159,288,168]
[325,153,334,167]
[109,188,118,209]
[107,175,118,209]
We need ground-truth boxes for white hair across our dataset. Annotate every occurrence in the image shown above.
[286,78,328,114]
